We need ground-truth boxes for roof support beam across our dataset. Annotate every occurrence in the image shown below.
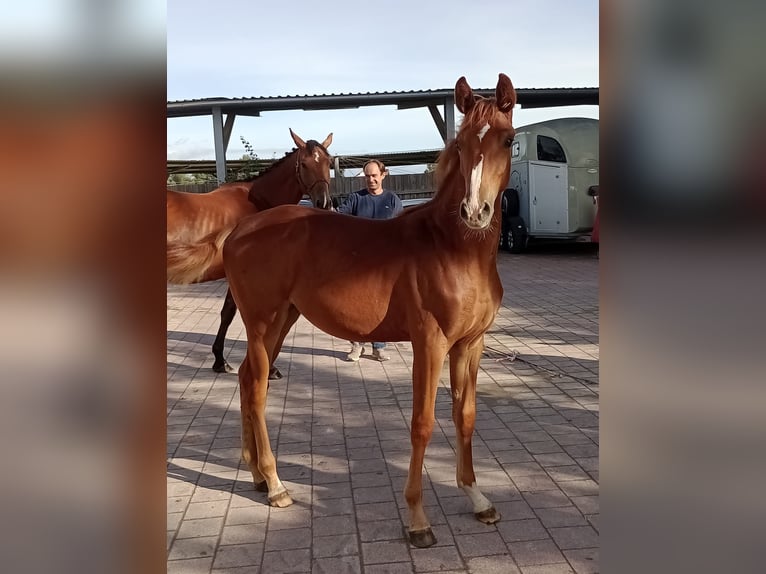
[428,105,447,142]
[212,106,227,183]
[427,96,456,143]
[223,113,236,151]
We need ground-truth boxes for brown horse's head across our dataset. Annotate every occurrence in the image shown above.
[453,73,517,230]
[290,128,333,210]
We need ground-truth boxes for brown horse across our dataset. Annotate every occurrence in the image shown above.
[223,74,517,548]
[167,129,333,374]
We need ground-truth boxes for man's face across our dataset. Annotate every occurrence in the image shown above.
[363,164,386,194]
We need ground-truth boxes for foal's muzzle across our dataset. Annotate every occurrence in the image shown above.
[308,181,332,210]
[459,200,493,230]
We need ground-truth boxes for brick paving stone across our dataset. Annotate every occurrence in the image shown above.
[454,531,509,557]
[261,548,311,573]
[212,543,264,569]
[168,536,219,561]
[265,527,312,550]
[362,540,411,564]
[519,564,575,574]
[466,555,520,573]
[167,557,214,573]
[365,563,414,574]
[411,545,465,572]
[312,555,362,574]
[177,517,225,539]
[313,533,359,558]
[497,519,550,543]
[508,539,567,566]
[548,526,598,550]
[535,506,588,528]
[562,548,598,574]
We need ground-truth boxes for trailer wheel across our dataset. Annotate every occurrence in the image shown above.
[505,216,528,254]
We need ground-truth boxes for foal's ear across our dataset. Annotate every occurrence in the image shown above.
[321,133,333,149]
[455,76,475,114]
[289,128,307,149]
[496,73,516,113]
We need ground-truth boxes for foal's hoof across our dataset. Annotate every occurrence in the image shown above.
[268,490,293,508]
[254,480,269,493]
[268,367,283,380]
[475,506,501,524]
[212,360,233,373]
[407,527,437,548]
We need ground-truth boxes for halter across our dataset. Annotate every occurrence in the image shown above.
[295,147,331,196]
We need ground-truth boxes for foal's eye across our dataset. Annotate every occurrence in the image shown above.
[504,137,513,147]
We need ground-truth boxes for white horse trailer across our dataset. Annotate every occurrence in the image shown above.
[499,117,599,253]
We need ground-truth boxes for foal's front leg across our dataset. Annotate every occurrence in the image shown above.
[449,336,500,524]
[405,336,448,548]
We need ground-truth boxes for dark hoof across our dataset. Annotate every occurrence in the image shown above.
[268,367,283,380]
[475,507,501,524]
[212,360,233,373]
[254,480,269,492]
[407,527,437,548]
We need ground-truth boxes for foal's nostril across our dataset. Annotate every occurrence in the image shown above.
[481,202,491,216]
[460,202,470,219]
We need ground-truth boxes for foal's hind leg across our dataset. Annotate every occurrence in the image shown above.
[449,335,500,524]
[212,288,237,373]
[238,354,267,492]
[241,333,292,507]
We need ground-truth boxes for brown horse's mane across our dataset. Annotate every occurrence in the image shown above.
[230,140,331,184]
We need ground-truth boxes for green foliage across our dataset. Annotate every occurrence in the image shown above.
[226,135,260,182]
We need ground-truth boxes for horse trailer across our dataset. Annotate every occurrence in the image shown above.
[499,117,599,253]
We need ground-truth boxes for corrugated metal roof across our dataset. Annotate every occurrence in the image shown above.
[167,87,598,117]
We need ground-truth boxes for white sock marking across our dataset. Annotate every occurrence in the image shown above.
[462,483,492,513]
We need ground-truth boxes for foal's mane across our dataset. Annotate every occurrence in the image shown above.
[231,140,331,184]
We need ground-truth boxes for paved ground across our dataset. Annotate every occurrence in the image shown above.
[167,244,599,573]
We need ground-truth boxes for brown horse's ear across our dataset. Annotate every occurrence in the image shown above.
[496,73,516,113]
[321,133,333,148]
[455,76,475,114]
[289,128,307,149]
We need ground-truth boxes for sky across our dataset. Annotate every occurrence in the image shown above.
[167,0,599,175]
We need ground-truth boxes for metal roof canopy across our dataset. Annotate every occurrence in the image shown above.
[167,87,599,183]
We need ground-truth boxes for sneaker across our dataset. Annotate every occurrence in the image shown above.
[371,348,390,362]
[347,342,363,362]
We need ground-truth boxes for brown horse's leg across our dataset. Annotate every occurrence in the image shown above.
[266,304,300,375]
[238,353,267,491]
[244,335,293,507]
[404,337,448,548]
[449,335,500,524]
[212,288,237,373]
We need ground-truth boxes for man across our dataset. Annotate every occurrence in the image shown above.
[336,159,403,361]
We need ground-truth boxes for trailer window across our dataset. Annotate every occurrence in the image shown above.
[537,135,566,163]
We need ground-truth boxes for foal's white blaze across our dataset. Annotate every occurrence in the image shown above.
[462,483,493,513]
[467,155,484,212]
[313,150,320,162]
[477,122,490,142]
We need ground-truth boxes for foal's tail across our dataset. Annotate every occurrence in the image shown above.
[166,225,234,284]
